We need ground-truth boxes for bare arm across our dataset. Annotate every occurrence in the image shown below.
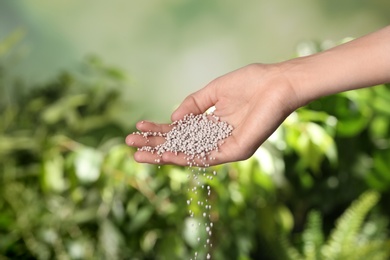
[126,26,390,166]
[281,25,390,106]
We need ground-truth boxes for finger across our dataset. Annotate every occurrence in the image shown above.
[171,84,217,121]
[136,121,173,133]
[161,152,205,167]
[125,134,166,148]
[133,151,196,166]
[133,151,165,164]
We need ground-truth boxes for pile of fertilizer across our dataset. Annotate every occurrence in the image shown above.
[137,113,233,165]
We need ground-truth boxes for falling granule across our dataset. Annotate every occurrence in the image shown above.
[135,113,233,260]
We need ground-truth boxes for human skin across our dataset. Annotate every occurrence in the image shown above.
[125,25,390,166]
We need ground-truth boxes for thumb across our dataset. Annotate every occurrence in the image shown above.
[171,84,217,121]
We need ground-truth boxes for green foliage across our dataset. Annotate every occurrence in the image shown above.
[302,211,324,260]
[1,35,390,259]
[0,55,140,259]
[322,191,381,259]
[281,191,390,260]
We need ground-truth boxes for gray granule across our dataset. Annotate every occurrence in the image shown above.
[137,113,233,163]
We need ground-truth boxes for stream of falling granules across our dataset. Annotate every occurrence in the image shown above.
[135,113,233,260]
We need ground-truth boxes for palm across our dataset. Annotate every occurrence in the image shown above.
[126,64,297,166]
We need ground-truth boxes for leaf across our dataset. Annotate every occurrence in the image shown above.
[302,211,324,260]
[42,152,66,192]
[279,235,304,260]
[285,121,337,172]
[350,240,390,260]
[369,115,390,140]
[322,191,380,259]
[41,94,87,124]
[275,205,294,233]
[74,147,103,183]
[99,219,123,260]
[128,207,154,232]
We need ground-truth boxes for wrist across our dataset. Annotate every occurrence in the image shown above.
[276,51,343,108]
[275,57,316,108]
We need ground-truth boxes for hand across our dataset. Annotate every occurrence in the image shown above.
[125,63,301,166]
[126,26,390,166]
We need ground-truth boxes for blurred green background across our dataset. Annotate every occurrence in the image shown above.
[2,0,390,119]
[1,1,390,259]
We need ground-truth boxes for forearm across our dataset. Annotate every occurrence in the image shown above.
[279,26,390,106]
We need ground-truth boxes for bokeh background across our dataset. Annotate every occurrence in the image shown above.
[2,0,390,119]
[1,1,390,259]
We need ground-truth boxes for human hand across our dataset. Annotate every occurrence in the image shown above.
[125,63,301,166]
[127,26,390,166]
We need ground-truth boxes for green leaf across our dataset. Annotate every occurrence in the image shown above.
[41,94,87,124]
[322,191,380,259]
[99,220,123,260]
[302,211,324,260]
[128,207,154,232]
[42,152,66,192]
[74,147,103,183]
